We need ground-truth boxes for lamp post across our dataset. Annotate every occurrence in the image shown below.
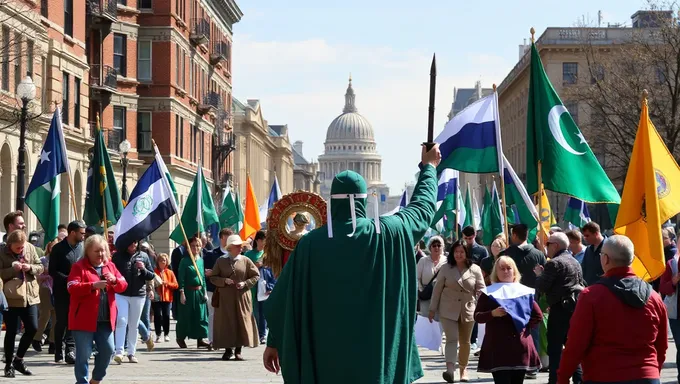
[119,139,131,206]
[15,74,36,211]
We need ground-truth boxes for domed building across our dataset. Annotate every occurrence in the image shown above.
[318,77,390,214]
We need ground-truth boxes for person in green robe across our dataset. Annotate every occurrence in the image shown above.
[176,236,209,348]
[263,144,441,383]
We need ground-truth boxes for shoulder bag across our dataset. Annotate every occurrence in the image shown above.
[418,268,441,301]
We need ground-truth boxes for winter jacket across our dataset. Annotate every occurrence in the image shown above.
[535,250,585,307]
[499,243,546,288]
[67,257,127,332]
[557,267,667,384]
[111,250,154,297]
[0,242,43,308]
[153,267,178,303]
[48,239,84,299]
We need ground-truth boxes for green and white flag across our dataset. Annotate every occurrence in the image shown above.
[26,109,69,246]
[526,42,620,204]
[219,186,241,231]
[169,167,219,243]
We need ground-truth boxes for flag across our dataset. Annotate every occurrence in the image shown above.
[492,181,504,228]
[220,186,241,231]
[114,159,177,250]
[472,192,482,230]
[169,167,219,244]
[564,197,591,230]
[482,185,502,245]
[525,41,620,204]
[240,175,261,240]
[614,97,680,281]
[463,184,473,229]
[502,155,540,230]
[536,187,555,243]
[83,117,124,228]
[431,169,459,233]
[26,108,69,246]
[154,144,179,205]
[383,189,408,217]
[435,93,503,174]
[234,188,244,231]
[259,176,283,225]
[483,283,535,333]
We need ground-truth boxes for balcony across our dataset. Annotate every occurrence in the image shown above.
[209,41,229,66]
[197,91,220,115]
[87,0,117,26]
[190,18,210,46]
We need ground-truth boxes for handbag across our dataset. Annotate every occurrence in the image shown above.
[418,268,441,301]
[3,278,26,301]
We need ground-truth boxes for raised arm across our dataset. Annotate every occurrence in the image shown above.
[392,164,437,242]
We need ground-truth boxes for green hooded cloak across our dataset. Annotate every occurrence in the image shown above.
[265,165,437,383]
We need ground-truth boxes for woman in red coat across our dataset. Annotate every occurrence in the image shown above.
[474,256,542,384]
[67,235,128,384]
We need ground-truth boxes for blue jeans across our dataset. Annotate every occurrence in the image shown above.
[73,323,114,384]
[255,301,267,339]
[140,298,151,331]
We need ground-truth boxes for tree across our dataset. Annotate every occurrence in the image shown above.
[564,1,680,183]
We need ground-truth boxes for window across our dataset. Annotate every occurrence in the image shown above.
[564,101,579,125]
[110,107,126,150]
[175,116,184,157]
[190,124,196,162]
[200,130,204,166]
[189,60,194,96]
[137,112,152,152]
[62,72,69,124]
[40,57,47,110]
[175,0,185,20]
[40,0,48,17]
[64,0,73,36]
[175,45,182,88]
[2,26,9,91]
[591,63,604,84]
[113,34,127,77]
[137,41,152,81]
[138,0,152,9]
[13,32,21,92]
[562,62,578,85]
[656,64,667,85]
[74,78,80,127]
[26,40,33,77]
[119,0,127,5]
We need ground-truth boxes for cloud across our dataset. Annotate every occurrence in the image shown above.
[232,38,513,195]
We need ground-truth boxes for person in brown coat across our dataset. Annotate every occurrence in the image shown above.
[209,234,260,361]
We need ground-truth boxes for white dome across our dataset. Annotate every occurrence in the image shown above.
[325,78,375,142]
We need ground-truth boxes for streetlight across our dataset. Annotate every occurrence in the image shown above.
[15,74,36,211]
[119,139,131,206]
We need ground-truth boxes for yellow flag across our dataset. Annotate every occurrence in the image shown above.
[534,187,554,242]
[614,96,680,281]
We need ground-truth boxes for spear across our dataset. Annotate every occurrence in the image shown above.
[425,54,437,151]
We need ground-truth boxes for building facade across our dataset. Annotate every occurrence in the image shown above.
[0,0,243,253]
[291,140,320,194]
[317,77,390,214]
[232,98,294,203]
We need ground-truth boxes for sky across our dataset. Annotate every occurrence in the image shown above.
[232,0,646,195]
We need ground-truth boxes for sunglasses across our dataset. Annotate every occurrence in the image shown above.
[430,243,442,248]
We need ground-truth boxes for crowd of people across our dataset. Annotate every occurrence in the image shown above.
[0,210,277,383]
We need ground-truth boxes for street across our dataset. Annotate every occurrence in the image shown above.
[10,322,679,383]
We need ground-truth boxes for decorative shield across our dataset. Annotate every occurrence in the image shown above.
[263,191,327,277]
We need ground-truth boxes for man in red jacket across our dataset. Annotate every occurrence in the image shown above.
[557,235,668,384]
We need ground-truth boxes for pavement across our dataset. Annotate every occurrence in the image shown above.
[7,322,679,383]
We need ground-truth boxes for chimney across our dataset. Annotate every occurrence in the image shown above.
[293,140,303,155]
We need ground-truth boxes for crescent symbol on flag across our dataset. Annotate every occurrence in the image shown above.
[548,105,586,156]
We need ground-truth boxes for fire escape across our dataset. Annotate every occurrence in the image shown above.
[212,105,235,189]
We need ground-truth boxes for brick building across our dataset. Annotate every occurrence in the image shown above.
[0,0,242,253]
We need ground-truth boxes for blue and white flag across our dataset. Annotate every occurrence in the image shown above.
[436,93,503,174]
[382,189,408,217]
[482,282,535,333]
[114,160,177,250]
[431,169,465,232]
[564,197,591,230]
[259,176,283,225]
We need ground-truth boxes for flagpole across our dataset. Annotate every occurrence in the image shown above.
[493,84,510,241]
[454,177,459,241]
[530,27,544,248]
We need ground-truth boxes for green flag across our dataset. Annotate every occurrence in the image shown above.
[482,184,502,245]
[83,121,124,228]
[234,188,244,231]
[526,42,620,204]
[463,184,473,229]
[170,167,219,243]
[219,187,241,231]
